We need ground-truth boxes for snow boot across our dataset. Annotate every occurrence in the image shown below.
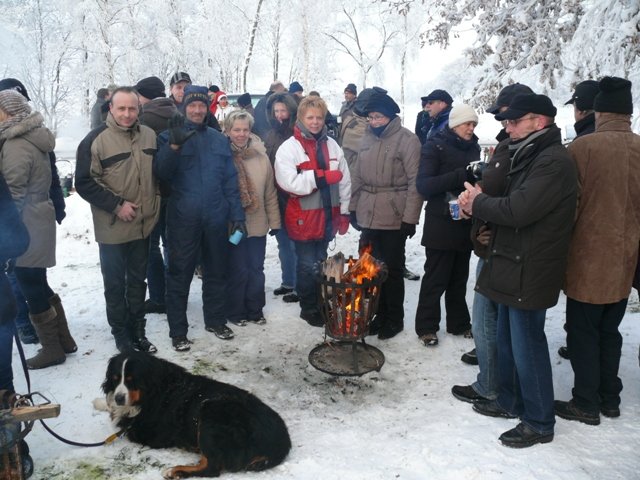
[49,293,77,354]
[26,307,66,369]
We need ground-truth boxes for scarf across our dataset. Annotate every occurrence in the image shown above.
[230,140,260,214]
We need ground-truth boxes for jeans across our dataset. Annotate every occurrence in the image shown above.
[496,304,555,435]
[276,228,297,289]
[146,201,167,305]
[566,297,627,413]
[294,240,329,314]
[98,239,149,342]
[471,259,499,399]
[13,267,54,314]
[0,272,17,392]
[225,236,267,321]
[7,271,31,331]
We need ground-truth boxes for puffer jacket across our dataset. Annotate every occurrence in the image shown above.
[0,112,56,267]
[564,112,640,304]
[349,116,422,230]
[155,119,245,228]
[139,98,177,135]
[275,124,351,241]
[229,134,281,237]
[76,113,160,244]
[474,126,577,310]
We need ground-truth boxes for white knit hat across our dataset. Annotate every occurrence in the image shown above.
[448,104,478,128]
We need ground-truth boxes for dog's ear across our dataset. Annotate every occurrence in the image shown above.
[102,354,122,393]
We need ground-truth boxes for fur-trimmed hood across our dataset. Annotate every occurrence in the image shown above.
[266,92,298,129]
[0,112,55,153]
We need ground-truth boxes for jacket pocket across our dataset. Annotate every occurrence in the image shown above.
[285,197,324,241]
[487,247,522,296]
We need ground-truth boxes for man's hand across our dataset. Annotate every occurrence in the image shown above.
[477,224,492,246]
[115,201,138,222]
[168,113,196,147]
[459,181,483,216]
[401,222,416,239]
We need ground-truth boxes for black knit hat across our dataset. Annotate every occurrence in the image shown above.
[495,93,557,120]
[237,93,252,107]
[169,72,192,86]
[564,80,599,111]
[0,78,30,101]
[354,86,387,117]
[363,90,400,118]
[486,83,534,114]
[593,76,633,114]
[182,85,210,109]
[344,83,357,95]
[423,89,453,105]
[135,76,166,100]
[208,85,220,93]
[289,81,303,94]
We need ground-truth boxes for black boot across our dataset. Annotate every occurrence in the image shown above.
[132,318,157,354]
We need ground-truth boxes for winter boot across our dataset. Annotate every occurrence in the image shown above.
[26,307,66,369]
[132,318,157,354]
[49,293,77,353]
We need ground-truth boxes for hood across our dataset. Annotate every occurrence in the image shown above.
[1,112,55,152]
[266,92,298,129]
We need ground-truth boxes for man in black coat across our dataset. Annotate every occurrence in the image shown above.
[460,93,577,448]
[565,80,599,138]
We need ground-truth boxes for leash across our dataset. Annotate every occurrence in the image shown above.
[13,330,124,447]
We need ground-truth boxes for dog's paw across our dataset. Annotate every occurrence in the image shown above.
[93,397,108,412]
[162,467,182,479]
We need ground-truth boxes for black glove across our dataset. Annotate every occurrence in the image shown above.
[349,211,361,231]
[168,113,196,146]
[401,222,416,239]
[231,221,248,237]
[269,229,280,236]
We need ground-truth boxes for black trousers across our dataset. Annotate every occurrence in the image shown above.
[13,267,54,314]
[566,297,627,414]
[359,229,406,329]
[414,248,471,336]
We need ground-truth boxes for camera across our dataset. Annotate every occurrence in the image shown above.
[467,160,487,181]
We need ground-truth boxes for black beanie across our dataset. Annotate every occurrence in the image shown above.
[364,91,400,118]
[0,78,30,101]
[237,93,252,107]
[135,76,166,100]
[593,76,633,114]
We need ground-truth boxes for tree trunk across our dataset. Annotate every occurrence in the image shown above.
[242,0,264,92]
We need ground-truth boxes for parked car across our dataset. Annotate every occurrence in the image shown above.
[225,93,264,108]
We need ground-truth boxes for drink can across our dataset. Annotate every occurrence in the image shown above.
[449,199,461,220]
[229,230,244,245]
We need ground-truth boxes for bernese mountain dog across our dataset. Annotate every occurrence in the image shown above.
[93,352,291,478]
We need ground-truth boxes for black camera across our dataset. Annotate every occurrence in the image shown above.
[466,160,487,181]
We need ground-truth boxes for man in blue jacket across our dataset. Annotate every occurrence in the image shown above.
[423,89,453,140]
[154,85,245,351]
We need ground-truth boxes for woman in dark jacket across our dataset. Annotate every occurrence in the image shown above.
[414,104,480,346]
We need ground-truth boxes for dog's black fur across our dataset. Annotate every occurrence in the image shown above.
[97,352,291,478]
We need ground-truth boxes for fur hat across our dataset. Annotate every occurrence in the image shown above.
[0,90,31,116]
[593,76,633,114]
[0,78,30,101]
[495,93,557,120]
[135,76,166,100]
[448,104,479,128]
[182,85,210,109]
[169,72,192,87]
[564,80,599,111]
[289,81,303,94]
[423,89,453,105]
[344,83,357,95]
[486,83,534,114]
[237,93,252,108]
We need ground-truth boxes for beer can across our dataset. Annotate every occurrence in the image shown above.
[449,199,461,220]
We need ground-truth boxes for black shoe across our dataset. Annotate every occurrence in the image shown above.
[554,400,600,425]
[461,348,478,365]
[600,406,620,418]
[473,400,518,419]
[419,333,438,346]
[452,385,488,404]
[144,299,167,314]
[282,292,299,303]
[206,324,235,340]
[171,336,192,352]
[403,267,420,281]
[377,322,403,340]
[247,316,267,325]
[274,286,294,296]
[300,310,324,327]
[558,346,569,359]
[367,315,382,336]
[133,336,158,354]
[228,318,247,326]
[499,422,554,448]
[18,325,39,344]
[19,440,34,479]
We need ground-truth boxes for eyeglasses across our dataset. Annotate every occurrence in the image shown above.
[367,114,387,122]
[505,115,538,126]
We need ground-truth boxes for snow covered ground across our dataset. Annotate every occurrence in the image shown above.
[12,192,640,480]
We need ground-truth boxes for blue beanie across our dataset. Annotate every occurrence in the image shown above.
[182,85,210,109]
[289,81,303,94]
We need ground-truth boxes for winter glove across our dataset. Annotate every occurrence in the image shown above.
[168,113,196,146]
[349,211,361,231]
[230,221,248,237]
[55,209,66,225]
[400,222,416,239]
[314,169,343,188]
[337,214,350,235]
[268,229,280,236]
